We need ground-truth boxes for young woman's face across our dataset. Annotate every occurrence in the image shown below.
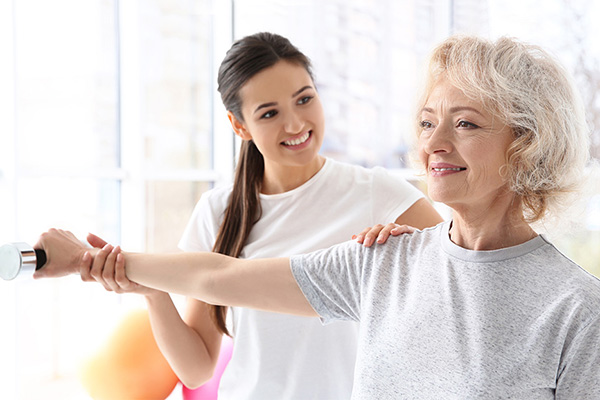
[235,60,325,169]
[418,78,515,213]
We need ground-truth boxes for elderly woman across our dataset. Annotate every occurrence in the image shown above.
[37,35,600,399]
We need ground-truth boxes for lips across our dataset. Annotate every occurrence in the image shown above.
[429,162,466,175]
[282,131,311,146]
[431,167,465,172]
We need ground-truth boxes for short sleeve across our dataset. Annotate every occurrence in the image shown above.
[178,189,228,252]
[371,167,424,224]
[556,315,600,399]
[290,240,367,324]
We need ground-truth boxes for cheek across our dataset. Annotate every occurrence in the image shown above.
[243,130,271,155]
[317,112,325,130]
[486,142,511,175]
[308,103,325,130]
[468,150,506,184]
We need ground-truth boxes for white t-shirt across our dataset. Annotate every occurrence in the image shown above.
[291,221,600,399]
[179,157,424,400]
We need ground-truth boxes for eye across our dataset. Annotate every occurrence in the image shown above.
[260,110,278,119]
[456,120,479,129]
[419,120,434,130]
[297,96,313,105]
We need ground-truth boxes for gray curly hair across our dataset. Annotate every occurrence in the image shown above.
[416,35,590,223]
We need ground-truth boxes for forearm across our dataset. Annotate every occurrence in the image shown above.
[122,251,317,317]
[123,252,229,303]
[144,292,220,388]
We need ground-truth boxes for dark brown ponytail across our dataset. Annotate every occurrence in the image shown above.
[210,32,313,336]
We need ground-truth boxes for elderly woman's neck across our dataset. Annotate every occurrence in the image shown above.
[449,208,537,251]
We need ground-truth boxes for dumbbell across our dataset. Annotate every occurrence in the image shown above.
[0,242,47,281]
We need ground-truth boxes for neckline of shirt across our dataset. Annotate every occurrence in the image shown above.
[259,157,332,200]
[440,220,547,263]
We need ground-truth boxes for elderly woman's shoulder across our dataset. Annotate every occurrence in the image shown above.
[371,222,445,254]
[540,239,600,304]
[408,221,446,239]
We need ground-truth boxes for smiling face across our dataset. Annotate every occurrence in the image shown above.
[231,60,325,174]
[418,78,516,214]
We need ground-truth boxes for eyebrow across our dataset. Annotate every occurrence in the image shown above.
[421,106,485,116]
[253,85,314,115]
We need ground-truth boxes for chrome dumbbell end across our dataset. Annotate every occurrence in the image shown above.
[0,242,46,281]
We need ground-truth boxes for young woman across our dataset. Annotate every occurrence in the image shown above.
[59,32,442,399]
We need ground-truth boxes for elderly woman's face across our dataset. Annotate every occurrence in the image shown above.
[418,78,514,212]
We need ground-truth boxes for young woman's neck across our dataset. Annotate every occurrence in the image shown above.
[261,155,326,195]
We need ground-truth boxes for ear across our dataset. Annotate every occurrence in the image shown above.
[227,111,252,141]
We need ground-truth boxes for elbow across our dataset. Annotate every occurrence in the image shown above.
[195,257,234,305]
[179,377,210,391]
[178,367,218,390]
[195,274,220,305]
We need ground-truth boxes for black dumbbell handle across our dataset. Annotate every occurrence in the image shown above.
[35,248,47,270]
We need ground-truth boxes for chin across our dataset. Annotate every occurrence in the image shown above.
[429,191,460,207]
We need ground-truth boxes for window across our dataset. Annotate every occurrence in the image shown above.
[0,1,232,398]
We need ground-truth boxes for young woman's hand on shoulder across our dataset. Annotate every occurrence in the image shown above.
[353,223,416,247]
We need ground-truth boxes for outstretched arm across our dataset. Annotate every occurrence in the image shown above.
[35,229,317,317]
[120,251,316,317]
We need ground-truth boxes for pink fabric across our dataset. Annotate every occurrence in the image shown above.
[182,335,233,400]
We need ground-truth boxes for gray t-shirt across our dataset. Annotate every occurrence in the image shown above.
[290,221,600,399]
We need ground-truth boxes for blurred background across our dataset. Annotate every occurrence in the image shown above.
[0,0,598,398]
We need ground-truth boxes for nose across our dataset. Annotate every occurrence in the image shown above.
[283,109,304,133]
[421,123,453,155]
